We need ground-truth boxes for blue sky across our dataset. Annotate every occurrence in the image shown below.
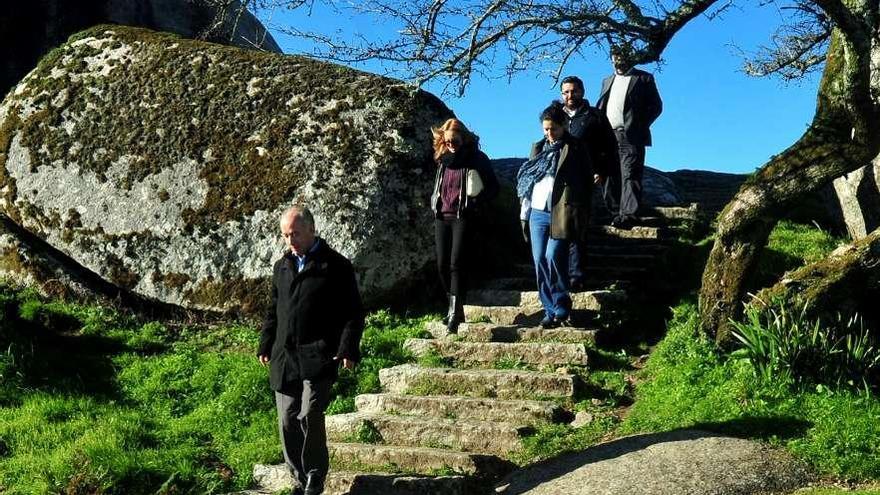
[260,2,821,174]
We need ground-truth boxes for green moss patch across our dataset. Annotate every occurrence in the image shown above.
[0,25,450,233]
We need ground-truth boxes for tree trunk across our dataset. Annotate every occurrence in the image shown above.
[699,30,880,345]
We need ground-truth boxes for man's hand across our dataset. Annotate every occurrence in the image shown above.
[594,174,604,184]
[520,220,530,244]
[258,354,270,367]
[335,356,357,370]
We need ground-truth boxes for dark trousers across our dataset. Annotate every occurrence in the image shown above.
[568,240,587,284]
[434,217,469,297]
[275,378,333,488]
[605,130,646,220]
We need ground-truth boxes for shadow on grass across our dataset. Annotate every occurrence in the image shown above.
[2,307,128,403]
[691,415,812,442]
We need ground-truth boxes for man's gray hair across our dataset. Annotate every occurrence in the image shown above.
[283,205,315,228]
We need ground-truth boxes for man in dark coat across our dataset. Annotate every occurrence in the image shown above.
[559,75,618,289]
[596,44,663,228]
[258,205,364,495]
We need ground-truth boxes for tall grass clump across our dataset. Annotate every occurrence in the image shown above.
[625,298,880,480]
[731,299,880,391]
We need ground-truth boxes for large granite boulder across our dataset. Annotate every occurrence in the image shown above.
[0,25,452,313]
[1,0,280,98]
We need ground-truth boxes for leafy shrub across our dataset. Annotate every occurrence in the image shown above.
[731,299,880,390]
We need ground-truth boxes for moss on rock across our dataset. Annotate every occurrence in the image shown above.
[0,24,454,315]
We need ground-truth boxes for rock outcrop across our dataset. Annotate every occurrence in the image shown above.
[0,25,452,313]
[492,158,684,208]
[1,0,280,98]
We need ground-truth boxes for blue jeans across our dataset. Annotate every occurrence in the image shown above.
[528,209,572,320]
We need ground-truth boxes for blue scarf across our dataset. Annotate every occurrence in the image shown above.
[516,140,563,199]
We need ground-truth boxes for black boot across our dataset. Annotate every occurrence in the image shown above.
[447,295,465,334]
[441,293,452,325]
[304,472,325,495]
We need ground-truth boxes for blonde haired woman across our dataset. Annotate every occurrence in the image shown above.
[430,118,499,333]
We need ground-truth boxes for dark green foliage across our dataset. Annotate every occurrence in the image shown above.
[731,300,880,390]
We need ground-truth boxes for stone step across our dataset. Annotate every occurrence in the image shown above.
[425,321,597,343]
[506,264,652,282]
[477,277,630,292]
[588,224,664,239]
[464,305,608,326]
[380,364,577,400]
[585,242,668,254]
[326,412,528,456]
[355,393,566,425]
[248,464,471,495]
[585,253,660,267]
[647,204,701,221]
[467,288,626,309]
[404,338,589,366]
[329,442,514,478]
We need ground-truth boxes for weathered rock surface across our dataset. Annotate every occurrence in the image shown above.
[1,0,280,97]
[0,25,452,312]
[404,338,589,366]
[496,430,811,495]
[246,464,471,495]
[329,443,514,478]
[379,364,577,399]
[425,321,597,343]
[355,393,565,424]
[326,412,528,456]
[467,289,626,310]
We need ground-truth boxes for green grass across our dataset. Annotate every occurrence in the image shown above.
[622,299,880,481]
[0,282,431,494]
[795,488,880,495]
[751,220,843,291]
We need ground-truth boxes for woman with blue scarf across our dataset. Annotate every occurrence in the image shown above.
[517,102,593,329]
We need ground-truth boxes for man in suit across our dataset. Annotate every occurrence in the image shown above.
[596,44,663,229]
[559,75,618,289]
[258,205,364,495]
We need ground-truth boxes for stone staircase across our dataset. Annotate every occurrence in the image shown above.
[232,205,700,495]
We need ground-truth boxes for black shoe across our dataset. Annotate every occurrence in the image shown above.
[569,278,586,292]
[304,473,325,495]
[540,315,559,329]
[612,216,634,230]
[447,295,464,334]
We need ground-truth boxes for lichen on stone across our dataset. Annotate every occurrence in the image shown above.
[0,24,453,314]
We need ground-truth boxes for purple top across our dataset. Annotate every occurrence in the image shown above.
[440,166,465,216]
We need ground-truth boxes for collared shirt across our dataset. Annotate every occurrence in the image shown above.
[563,103,583,118]
[606,73,632,129]
[292,238,322,272]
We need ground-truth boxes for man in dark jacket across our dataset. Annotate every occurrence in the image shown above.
[560,75,618,289]
[258,205,364,495]
[596,44,663,228]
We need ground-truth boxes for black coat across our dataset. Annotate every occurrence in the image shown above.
[566,103,618,178]
[596,68,663,147]
[431,145,500,219]
[258,238,364,393]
